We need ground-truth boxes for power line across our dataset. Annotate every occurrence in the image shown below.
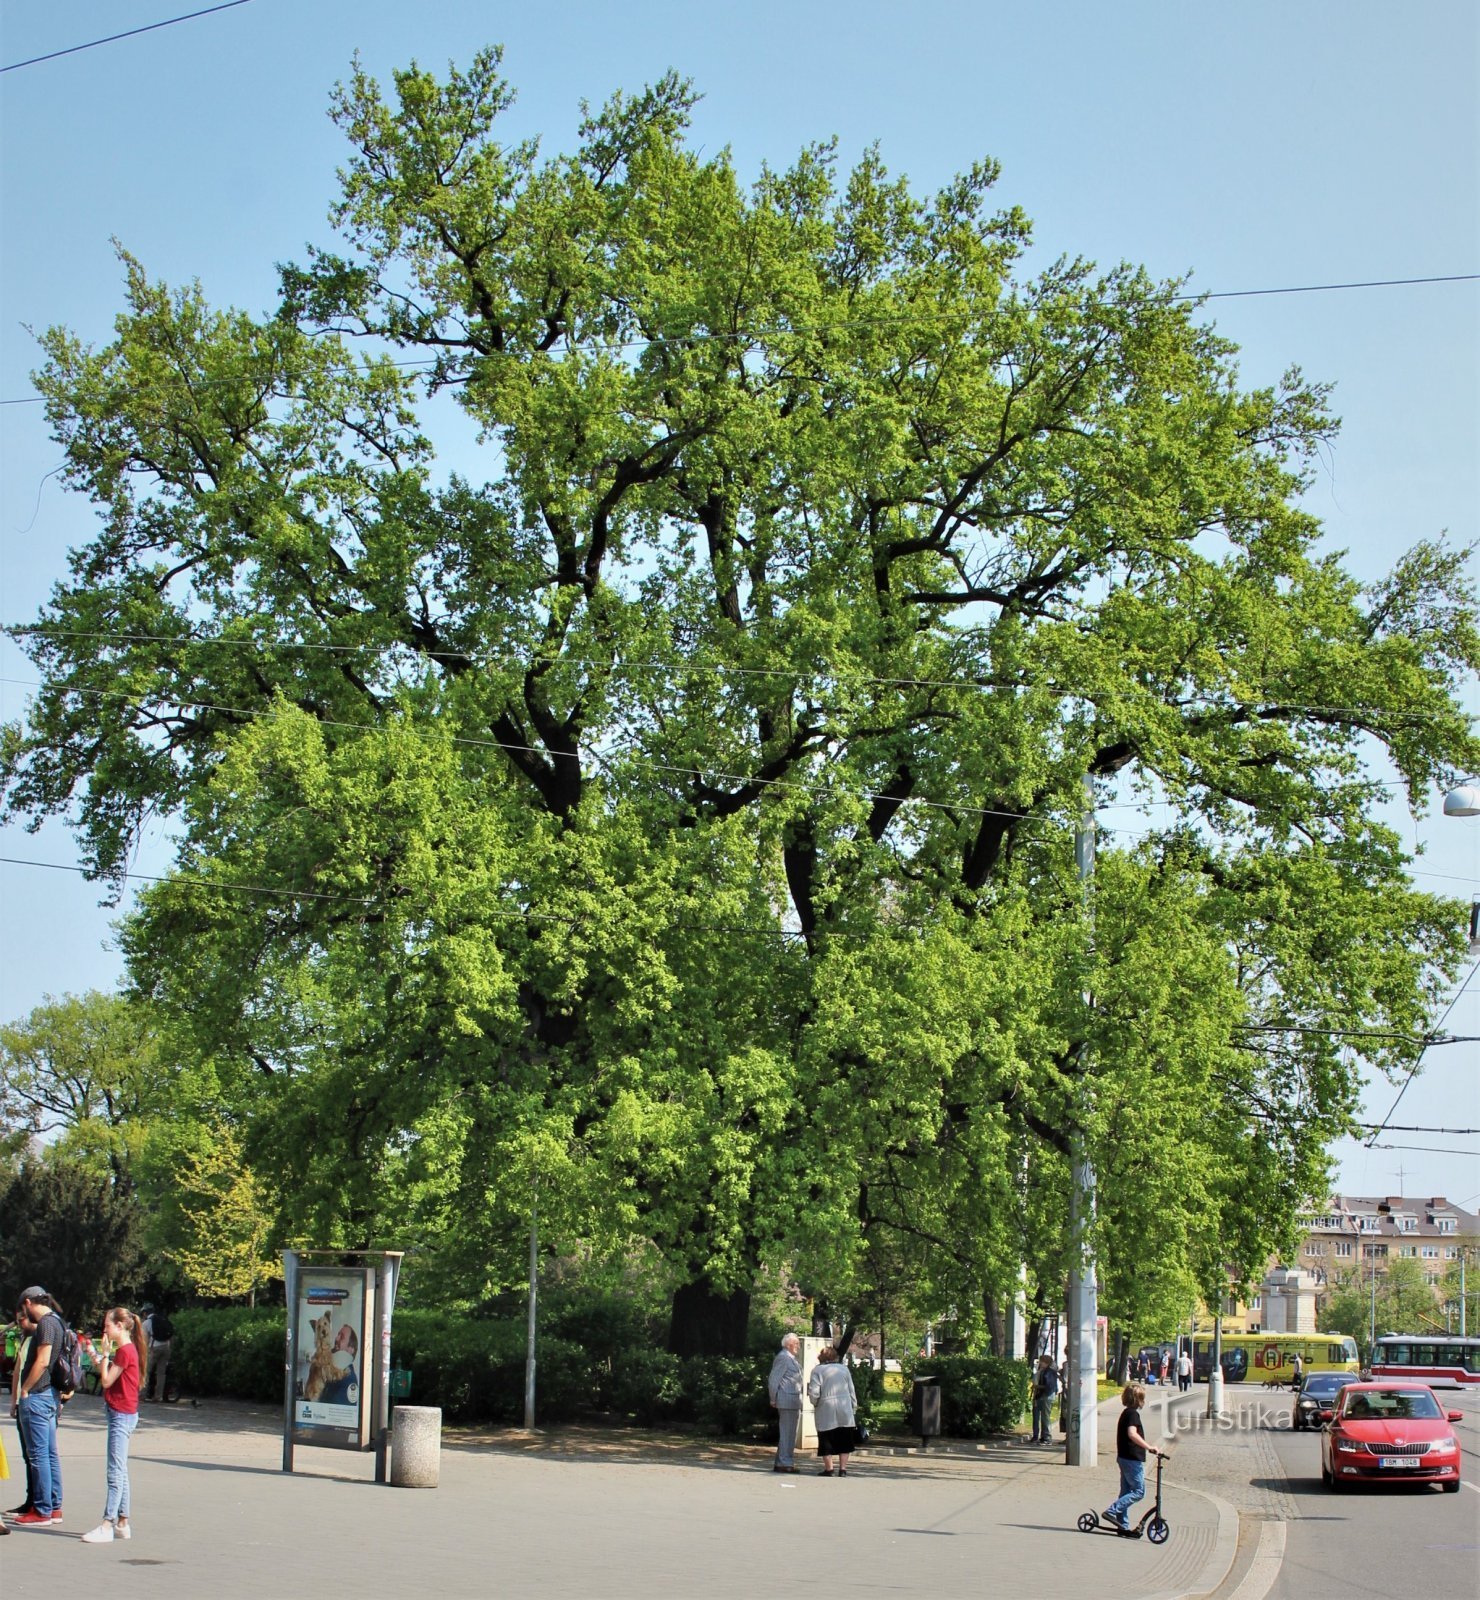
[1,1,256,74]
[1366,1142,1479,1157]
[1193,273,1479,300]
[3,628,1457,729]
[1366,958,1480,1146]
[0,674,1071,832]
[1,271,1477,405]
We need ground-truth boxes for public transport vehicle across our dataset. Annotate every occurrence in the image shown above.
[1191,1332,1359,1384]
[1369,1335,1480,1390]
[1319,1381,1465,1492]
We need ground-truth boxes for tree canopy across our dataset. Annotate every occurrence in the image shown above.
[4,48,1476,1347]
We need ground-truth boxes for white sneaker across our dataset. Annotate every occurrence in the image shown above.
[81,1522,115,1543]
[116,1522,132,1539]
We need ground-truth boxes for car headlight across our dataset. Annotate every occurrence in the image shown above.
[1435,1436,1457,1452]
[1335,1437,1362,1452]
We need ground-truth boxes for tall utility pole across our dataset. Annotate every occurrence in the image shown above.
[1067,775,1099,1468]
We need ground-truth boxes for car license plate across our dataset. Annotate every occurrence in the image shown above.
[1378,1457,1425,1467]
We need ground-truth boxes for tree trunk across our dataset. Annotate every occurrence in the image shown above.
[983,1291,1008,1357]
[667,1279,751,1356]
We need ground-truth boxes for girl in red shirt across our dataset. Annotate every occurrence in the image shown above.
[79,1307,148,1543]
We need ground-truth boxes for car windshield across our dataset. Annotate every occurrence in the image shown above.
[1301,1376,1345,1398]
[1339,1388,1443,1421]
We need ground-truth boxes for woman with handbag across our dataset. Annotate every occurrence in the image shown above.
[807,1346,859,1477]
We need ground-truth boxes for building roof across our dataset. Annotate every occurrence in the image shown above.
[1300,1194,1479,1241]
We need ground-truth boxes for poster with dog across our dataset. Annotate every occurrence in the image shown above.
[292,1270,371,1444]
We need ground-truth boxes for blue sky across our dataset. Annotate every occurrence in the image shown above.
[1,1,1476,1204]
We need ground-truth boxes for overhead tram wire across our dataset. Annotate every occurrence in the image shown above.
[1365,959,1480,1147]
[1,271,1477,405]
[0,2,256,73]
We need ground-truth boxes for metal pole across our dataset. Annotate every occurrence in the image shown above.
[281,1251,298,1474]
[374,1253,402,1484]
[1067,774,1099,1468]
[1461,1251,1467,1340]
[524,1200,539,1429]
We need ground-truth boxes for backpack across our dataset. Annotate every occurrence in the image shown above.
[52,1322,85,1397]
[151,1310,175,1342]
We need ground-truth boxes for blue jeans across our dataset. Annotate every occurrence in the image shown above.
[104,1408,139,1520]
[1105,1456,1146,1526]
[17,1389,61,1516]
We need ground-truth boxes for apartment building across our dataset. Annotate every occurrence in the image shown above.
[1297,1194,1478,1311]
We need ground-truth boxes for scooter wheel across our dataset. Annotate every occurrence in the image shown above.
[1146,1518,1170,1545]
[1077,1512,1099,1533]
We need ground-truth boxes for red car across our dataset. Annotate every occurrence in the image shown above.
[1319,1381,1464,1492]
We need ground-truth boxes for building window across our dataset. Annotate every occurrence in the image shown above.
[1335,1241,1353,1258]
[1359,1215,1381,1232]
[1400,1245,1418,1258]
[1363,1244,1388,1260]
[1437,1218,1457,1233]
[1398,1216,1418,1232]
[1426,1273,1441,1286]
[1422,1246,1439,1260]
[1445,1246,1460,1259]
[1306,1241,1324,1255]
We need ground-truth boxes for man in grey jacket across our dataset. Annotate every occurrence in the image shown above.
[768,1333,804,1472]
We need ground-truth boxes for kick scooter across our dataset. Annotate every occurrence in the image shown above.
[1077,1449,1171,1544]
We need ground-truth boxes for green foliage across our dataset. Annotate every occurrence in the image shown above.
[608,1347,685,1424]
[3,48,1477,1342]
[171,1306,285,1403]
[0,1157,144,1326]
[675,1354,773,1434]
[903,1354,1032,1438]
[0,992,161,1180]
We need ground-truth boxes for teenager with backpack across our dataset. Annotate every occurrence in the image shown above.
[10,1287,65,1526]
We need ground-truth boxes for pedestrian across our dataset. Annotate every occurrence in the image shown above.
[1159,1349,1170,1386]
[1101,1382,1166,1534]
[1177,1346,1192,1392]
[767,1333,804,1474]
[1291,1351,1304,1391]
[7,1303,39,1521]
[143,1305,175,1402]
[1029,1354,1059,1443]
[807,1345,859,1477]
[11,1287,65,1527]
[77,1307,148,1543]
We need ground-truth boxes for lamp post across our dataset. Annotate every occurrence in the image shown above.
[1066,774,1099,1469]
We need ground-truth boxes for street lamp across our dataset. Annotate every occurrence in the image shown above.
[1066,774,1099,1469]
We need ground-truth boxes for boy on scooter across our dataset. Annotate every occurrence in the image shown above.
[1102,1383,1167,1534]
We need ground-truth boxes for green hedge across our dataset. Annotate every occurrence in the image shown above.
[171,1307,285,1404]
[902,1354,1031,1437]
[160,1306,775,1432]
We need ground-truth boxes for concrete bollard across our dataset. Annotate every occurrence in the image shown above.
[390,1405,442,1488]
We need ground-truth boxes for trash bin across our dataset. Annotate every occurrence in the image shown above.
[910,1376,942,1445]
[390,1404,442,1488]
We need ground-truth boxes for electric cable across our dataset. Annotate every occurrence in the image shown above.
[1,1,256,74]
[1,271,1477,405]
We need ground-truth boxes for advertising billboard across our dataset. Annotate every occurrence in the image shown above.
[290,1267,374,1449]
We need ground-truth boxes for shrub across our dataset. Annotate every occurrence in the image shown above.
[171,1307,285,1404]
[902,1354,1031,1437]
[678,1354,772,1434]
[609,1347,685,1424]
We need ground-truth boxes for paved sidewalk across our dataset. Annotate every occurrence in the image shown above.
[0,1390,1250,1600]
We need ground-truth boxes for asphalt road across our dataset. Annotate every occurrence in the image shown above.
[1260,1388,1480,1600]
